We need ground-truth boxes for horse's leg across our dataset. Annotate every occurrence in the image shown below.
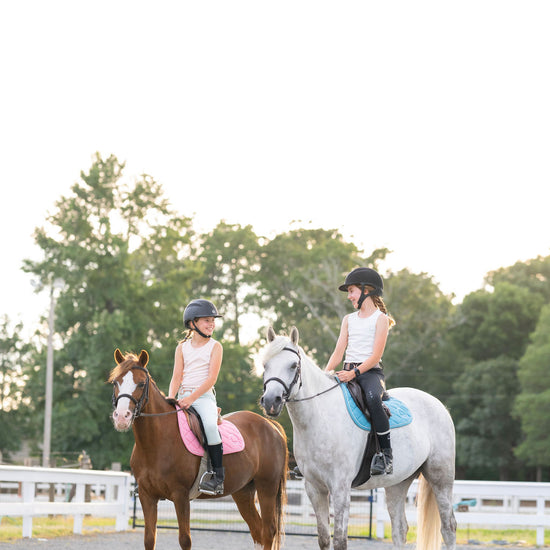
[139,489,159,550]
[231,484,264,548]
[304,479,331,550]
[330,486,352,550]
[172,493,192,550]
[421,467,457,550]
[255,476,287,550]
[384,476,416,549]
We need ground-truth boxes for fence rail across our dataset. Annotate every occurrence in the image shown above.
[0,465,131,538]
[2,465,550,545]
[376,479,550,546]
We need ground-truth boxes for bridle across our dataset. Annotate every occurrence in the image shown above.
[263,346,302,402]
[263,346,340,404]
[112,363,179,419]
[112,365,151,419]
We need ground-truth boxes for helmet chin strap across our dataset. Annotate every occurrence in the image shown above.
[191,320,211,339]
[356,285,378,310]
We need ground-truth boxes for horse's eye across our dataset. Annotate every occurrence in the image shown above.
[137,382,146,388]
[291,362,298,369]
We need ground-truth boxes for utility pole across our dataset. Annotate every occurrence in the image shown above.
[42,278,63,468]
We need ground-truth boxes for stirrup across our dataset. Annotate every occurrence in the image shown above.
[370,450,393,476]
[198,471,224,495]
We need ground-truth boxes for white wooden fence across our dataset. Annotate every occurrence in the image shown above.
[2,465,550,545]
[0,465,131,538]
[376,479,550,546]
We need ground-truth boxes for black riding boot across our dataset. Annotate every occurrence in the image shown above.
[199,443,225,495]
[370,447,393,476]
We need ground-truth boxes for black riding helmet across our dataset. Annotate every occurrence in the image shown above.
[339,267,383,309]
[183,299,222,338]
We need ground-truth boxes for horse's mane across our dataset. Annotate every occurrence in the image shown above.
[255,335,290,376]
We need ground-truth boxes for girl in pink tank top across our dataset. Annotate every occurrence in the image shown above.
[168,299,225,495]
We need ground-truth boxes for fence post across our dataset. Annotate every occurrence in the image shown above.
[376,488,386,539]
[21,480,34,538]
[536,496,545,546]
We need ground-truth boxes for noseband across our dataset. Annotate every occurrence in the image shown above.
[112,365,150,419]
[263,346,303,402]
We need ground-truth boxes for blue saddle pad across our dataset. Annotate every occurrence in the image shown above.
[337,379,413,431]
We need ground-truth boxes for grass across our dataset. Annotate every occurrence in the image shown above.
[382,524,548,547]
[1,516,548,546]
[0,516,118,542]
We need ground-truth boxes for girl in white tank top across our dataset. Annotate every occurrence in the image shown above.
[325,268,395,476]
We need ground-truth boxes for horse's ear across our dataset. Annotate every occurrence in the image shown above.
[290,326,299,346]
[138,350,149,368]
[267,326,276,343]
[114,349,124,365]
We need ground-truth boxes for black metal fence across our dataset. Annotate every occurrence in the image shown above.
[131,479,375,538]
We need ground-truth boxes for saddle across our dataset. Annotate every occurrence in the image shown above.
[335,379,413,487]
[182,406,209,448]
[346,378,391,420]
[172,403,245,457]
[344,379,390,487]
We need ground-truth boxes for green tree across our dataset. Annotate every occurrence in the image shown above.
[0,316,32,459]
[216,342,263,414]
[449,281,541,479]
[196,222,260,344]
[382,269,457,403]
[22,153,199,468]
[514,304,550,480]
[451,356,521,480]
[487,255,550,305]
[257,226,388,362]
[452,283,539,362]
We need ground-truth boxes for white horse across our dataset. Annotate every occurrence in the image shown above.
[259,327,456,550]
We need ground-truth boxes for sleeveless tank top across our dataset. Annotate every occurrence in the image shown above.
[180,338,216,388]
[344,309,384,364]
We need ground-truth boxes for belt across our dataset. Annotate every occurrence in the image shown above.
[343,363,361,371]
[343,362,382,371]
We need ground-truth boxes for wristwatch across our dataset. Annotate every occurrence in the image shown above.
[354,367,361,378]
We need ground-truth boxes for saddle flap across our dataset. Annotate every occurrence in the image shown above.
[176,407,245,457]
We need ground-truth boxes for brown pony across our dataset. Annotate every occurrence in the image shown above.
[108,349,288,550]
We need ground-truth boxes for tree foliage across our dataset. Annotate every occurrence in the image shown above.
[21,153,198,467]
[382,269,457,401]
[195,222,261,344]
[450,356,521,480]
[6,153,549,480]
[256,227,388,362]
[0,317,32,459]
[514,304,550,473]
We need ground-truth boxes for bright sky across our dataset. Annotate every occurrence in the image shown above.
[1,1,549,334]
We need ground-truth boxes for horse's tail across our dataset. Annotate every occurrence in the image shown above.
[269,419,288,550]
[416,474,441,550]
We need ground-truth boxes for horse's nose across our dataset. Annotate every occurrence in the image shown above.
[261,393,283,417]
[113,408,132,422]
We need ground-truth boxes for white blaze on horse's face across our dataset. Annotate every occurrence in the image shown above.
[261,348,300,418]
[112,370,138,432]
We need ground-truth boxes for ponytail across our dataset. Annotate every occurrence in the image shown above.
[372,295,396,328]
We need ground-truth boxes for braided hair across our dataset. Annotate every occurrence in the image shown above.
[366,286,396,328]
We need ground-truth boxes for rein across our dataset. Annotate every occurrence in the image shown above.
[112,365,178,418]
[288,381,340,403]
[263,346,340,403]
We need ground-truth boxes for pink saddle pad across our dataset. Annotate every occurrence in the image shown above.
[177,408,245,456]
